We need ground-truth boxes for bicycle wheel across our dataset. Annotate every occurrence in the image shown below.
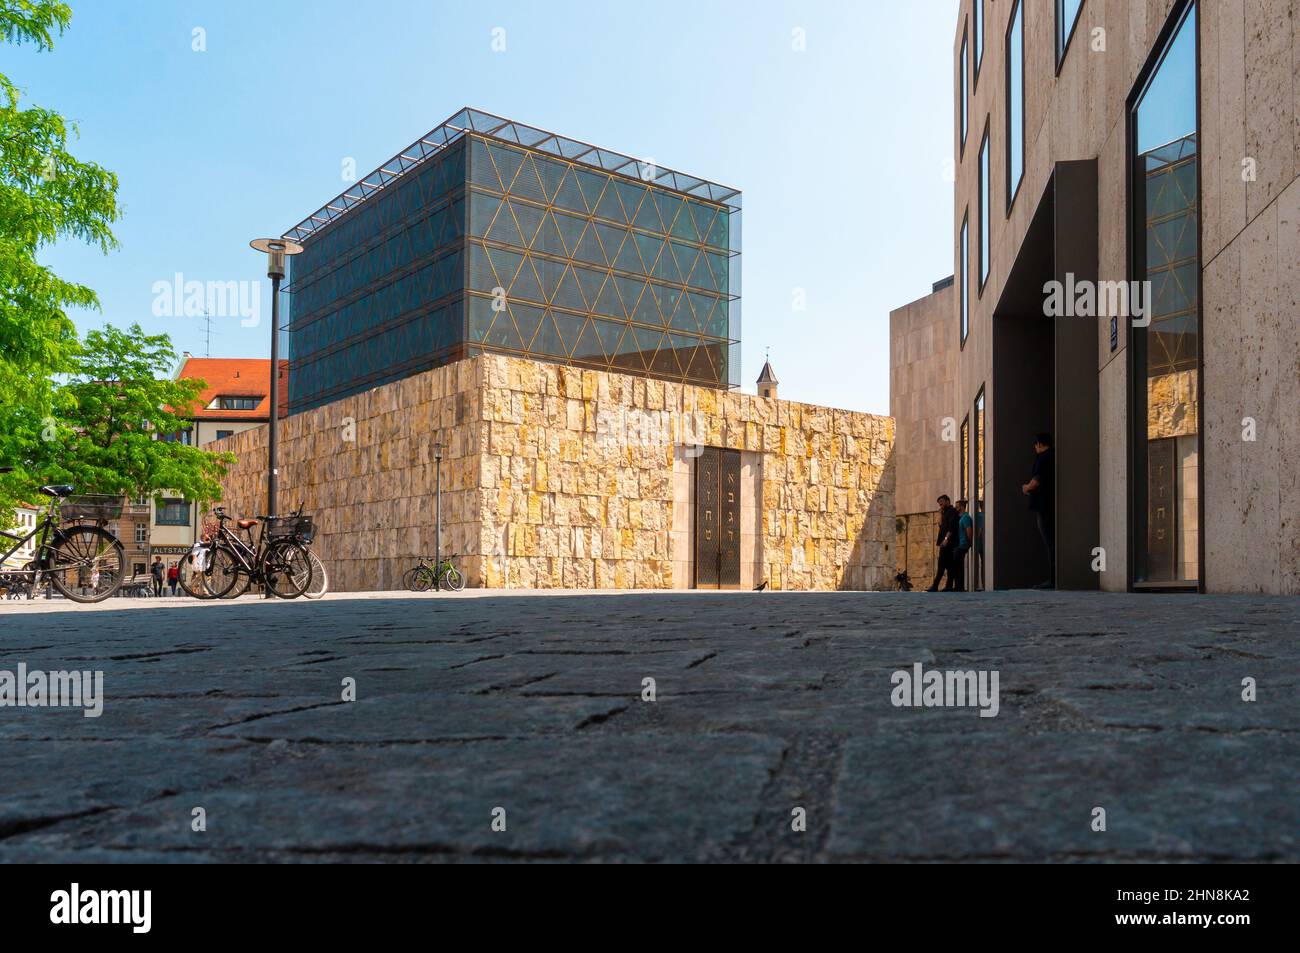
[205,545,244,599]
[262,539,312,598]
[410,566,435,592]
[442,566,465,592]
[222,573,252,599]
[302,550,328,599]
[178,552,215,599]
[46,525,125,603]
[401,567,418,591]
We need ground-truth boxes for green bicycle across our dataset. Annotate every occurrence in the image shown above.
[402,555,464,592]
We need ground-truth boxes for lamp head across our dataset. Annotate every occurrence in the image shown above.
[250,237,304,279]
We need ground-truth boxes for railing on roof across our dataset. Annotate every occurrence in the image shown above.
[283,107,742,244]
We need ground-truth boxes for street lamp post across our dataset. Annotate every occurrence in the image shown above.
[434,440,443,591]
[249,237,304,518]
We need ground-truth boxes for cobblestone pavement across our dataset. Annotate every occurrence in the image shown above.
[0,591,1296,862]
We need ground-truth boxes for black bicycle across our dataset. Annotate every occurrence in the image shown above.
[0,475,125,603]
[197,505,313,599]
[402,554,464,592]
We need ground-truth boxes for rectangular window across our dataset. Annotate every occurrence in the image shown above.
[1006,0,1025,211]
[217,396,261,410]
[215,429,234,441]
[160,429,191,445]
[156,499,190,526]
[1057,0,1085,66]
[960,416,970,503]
[959,30,968,152]
[973,388,985,591]
[959,212,969,344]
[978,126,990,289]
[973,0,983,79]
[135,523,148,544]
[1129,0,1199,587]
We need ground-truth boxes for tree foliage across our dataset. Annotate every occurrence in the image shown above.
[1,5,235,528]
[44,324,235,503]
[1,1,120,516]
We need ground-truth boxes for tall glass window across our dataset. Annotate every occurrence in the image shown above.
[1006,0,1025,209]
[973,0,983,78]
[959,30,968,152]
[1057,0,1085,65]
[1131,1,1199,586]
[959,212,969,344]
[973,388,985,590]
[960,416,970,504]
[978,127,989,288]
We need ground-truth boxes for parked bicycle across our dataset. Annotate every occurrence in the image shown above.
[0,470,125,603]
[191,505,314,599]
[270,503,328,599]
[402,554,464,592]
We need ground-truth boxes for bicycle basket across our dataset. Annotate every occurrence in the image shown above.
[267,514,315,543]
[59,494,124,522]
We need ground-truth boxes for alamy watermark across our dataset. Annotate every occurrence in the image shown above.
[0,664,104,717]
[891,662,999,718]
[151,273,261,327]
[1043,273,1151,327]
[596,407,707,450]
[50,883,150,933]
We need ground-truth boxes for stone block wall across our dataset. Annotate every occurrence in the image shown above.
[213,359,484,593]
[216,353,897,591]
[474,355,895,590]
[895,511,941,588]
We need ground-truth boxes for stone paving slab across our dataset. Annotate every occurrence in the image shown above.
[51,735,785,861]
[0,590,1296,862]
[828,731,1299,862]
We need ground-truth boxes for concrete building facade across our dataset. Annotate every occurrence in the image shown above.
[889,277,959,586]
[892,0,1300,594]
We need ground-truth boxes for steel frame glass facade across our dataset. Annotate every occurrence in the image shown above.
[284,108,741,413]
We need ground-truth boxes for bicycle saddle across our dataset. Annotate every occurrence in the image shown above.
[236,518,258,529]
[39,484,75,498]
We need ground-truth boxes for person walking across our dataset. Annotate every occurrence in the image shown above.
[1021,432,1055,589]
[952,499,973,592]
[167,561,179,596]
[927,494,959,592]
[150,555,165,597]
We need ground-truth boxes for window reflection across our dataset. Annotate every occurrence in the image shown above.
[1132,2,1199,585]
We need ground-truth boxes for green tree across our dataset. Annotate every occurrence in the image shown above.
[0,0,120,518]
[45,324,235,503]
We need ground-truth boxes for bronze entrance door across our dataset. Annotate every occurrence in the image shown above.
[694,447,741,589]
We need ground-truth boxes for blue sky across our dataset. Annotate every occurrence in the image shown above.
[16,0,958,415]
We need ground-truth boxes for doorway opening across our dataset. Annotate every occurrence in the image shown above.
[694,447,741,589]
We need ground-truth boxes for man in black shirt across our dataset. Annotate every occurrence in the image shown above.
[926,494,960,592]
[1021,433,1054,589]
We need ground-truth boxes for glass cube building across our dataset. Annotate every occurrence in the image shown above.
[284,108,741,413]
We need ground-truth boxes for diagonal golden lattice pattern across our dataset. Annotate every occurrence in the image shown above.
[464,134,738,389]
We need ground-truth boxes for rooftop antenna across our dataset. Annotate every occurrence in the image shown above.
[203,310,213,357]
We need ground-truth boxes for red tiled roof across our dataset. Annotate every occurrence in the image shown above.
[174,357,288,420]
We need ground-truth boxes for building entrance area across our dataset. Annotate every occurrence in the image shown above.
[694,447,741,588]
[989,159,1099,590]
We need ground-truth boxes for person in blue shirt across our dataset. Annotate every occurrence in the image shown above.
[952,499,973,592]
